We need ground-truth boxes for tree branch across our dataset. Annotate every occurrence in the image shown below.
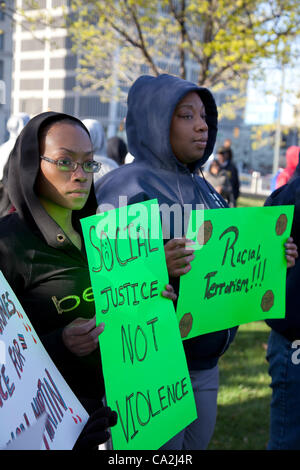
[124,0,160,76]
[168,0,186,79]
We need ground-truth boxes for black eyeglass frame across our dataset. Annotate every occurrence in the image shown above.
[40,155,101,173]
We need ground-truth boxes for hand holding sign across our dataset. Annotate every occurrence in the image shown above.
[81,200,196,450]
[164,238,195,277]
[0,272,89,450]
[62,316,105,357]
[73,406,118,450]
[161,284,177,302]
[284,237,298,268]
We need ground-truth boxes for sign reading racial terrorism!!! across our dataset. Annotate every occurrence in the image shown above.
[0,272,89,450]
[81,200,196,450]
[176,206,294,339]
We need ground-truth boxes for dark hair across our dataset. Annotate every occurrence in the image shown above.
[209,159,221,174]
[210,159,221,168]
[107,136,128,165]
[217,146,231,159]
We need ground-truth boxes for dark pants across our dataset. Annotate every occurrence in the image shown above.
[267,330,300,449]
[160,366,219,450]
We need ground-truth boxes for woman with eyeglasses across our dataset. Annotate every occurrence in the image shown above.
[0,111,176,448]
[0,112,111,419]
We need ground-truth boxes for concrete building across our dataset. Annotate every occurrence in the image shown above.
[9,0,299,176]
[12,0,124,136]
[0,0,14,144]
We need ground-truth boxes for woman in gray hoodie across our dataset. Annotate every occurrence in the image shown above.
[95,74,233,450]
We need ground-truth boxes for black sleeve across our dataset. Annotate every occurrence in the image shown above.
[264,179,300,332]
[230,164,240,200]
[73,406,118,450]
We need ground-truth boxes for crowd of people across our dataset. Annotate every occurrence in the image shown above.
[0,73,299,451]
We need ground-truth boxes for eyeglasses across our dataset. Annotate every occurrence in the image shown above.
[40,155,101,173]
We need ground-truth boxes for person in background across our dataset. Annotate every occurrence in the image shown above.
[203,158,233,206]
[106,136,128,167]
[223,138,234,162]
[82,119,118,184]
[217,146,240,207]
[0,113,30,180]
[0,112,106,413]
[270,168,284,193]
[0,111,176,449]
[275,146,300,189]
[264,178,300,449]
[289,154,300,184]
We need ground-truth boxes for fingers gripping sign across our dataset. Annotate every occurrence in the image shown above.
[164,237,196,278]
[62,316,105,357]
[285,236,298,269]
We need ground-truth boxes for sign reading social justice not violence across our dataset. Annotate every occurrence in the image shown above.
[0,271,89,450]
[81,200,197,450]
[176,206,294,340]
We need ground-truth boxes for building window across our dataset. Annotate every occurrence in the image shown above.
[0,33,4,50]
[49,76,76,90]
[0,2,4,22]
[63,97,75,115]
[0,60,3,80]
[20,98,43,115]
[20,79,44,91]
[21,38,44,52]
[79,96,109,118]
[20,59,44,71]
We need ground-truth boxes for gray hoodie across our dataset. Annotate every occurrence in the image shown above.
[95,74,237,370]
[82,119,118,185]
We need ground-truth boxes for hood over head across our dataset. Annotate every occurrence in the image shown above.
[82,119,107,162]
[126,74,218,171]
[107,136,128,165]
[6,113,30,140]
[6,111,97,247]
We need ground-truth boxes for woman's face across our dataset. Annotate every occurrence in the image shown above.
[210,162,219,175]
[170,91,208,165]
[36,122,93,211]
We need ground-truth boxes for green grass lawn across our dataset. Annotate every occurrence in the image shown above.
[237,195,266,208]
[208,322,272,450]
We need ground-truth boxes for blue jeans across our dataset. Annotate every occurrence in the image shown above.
[267,329,300,449]
[160,366,219,450]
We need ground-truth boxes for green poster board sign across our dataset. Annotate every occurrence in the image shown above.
[176,206,294,340]
[81,200,196,450]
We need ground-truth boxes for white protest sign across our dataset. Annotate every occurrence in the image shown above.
[0,271,89,450]
[3,413,47,450]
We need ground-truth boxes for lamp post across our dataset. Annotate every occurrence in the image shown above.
[0,80,5,105]
[272,64,285,175]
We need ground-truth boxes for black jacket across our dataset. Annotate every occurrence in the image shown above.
[0,112,104,408]
[265,177,300,340]
[96,74,237,370]
[222,160,240,201]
